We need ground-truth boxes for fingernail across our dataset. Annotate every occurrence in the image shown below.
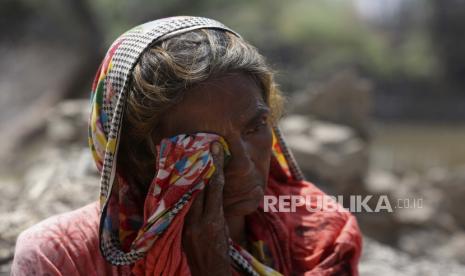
[212,142,220,155]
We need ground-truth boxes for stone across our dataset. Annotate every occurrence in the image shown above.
[440,166,465,229]
[290,70,373,139]
[280,115,368,194]
[45,100,89,146]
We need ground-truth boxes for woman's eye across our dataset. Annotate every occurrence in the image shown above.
[245,116,269,135]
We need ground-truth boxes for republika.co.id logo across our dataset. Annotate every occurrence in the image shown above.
[263,195,423,213]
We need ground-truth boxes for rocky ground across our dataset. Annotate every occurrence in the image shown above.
[360,237,465,275]
[1,98,465,275]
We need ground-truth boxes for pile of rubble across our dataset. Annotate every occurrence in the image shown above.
[360,237,465,275]
[0,100,98,274]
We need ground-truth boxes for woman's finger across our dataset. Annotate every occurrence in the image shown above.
[203,141,225,219]
[185,188,205,225]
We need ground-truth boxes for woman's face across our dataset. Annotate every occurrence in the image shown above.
[155,73,273,217]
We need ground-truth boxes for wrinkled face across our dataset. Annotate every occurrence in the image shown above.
[154,73,273,217]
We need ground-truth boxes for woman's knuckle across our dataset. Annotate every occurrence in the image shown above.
[206,221,224,233]
[216,175,225,185]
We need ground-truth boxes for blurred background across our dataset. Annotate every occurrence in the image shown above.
[1,0,465,275]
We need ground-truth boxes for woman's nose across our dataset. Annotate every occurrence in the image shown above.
[225,139,254,177]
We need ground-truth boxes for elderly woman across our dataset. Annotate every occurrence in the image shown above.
[12,16,362,275]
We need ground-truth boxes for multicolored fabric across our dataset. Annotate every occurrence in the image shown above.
[132,133,230,252]
[88,16,362,275]
[130,132,260,275]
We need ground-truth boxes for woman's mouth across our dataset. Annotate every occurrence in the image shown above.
[223,185,264,216]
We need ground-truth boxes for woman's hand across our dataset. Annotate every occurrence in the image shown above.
[182,141,232,276]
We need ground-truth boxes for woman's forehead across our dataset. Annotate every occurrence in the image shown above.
[159,73,268,135]
[182,74,263,110]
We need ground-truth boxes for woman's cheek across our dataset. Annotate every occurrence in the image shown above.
[251,126,273,171]
[256,126,273,153]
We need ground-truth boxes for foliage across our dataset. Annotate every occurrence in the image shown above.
[1,0,442,92]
